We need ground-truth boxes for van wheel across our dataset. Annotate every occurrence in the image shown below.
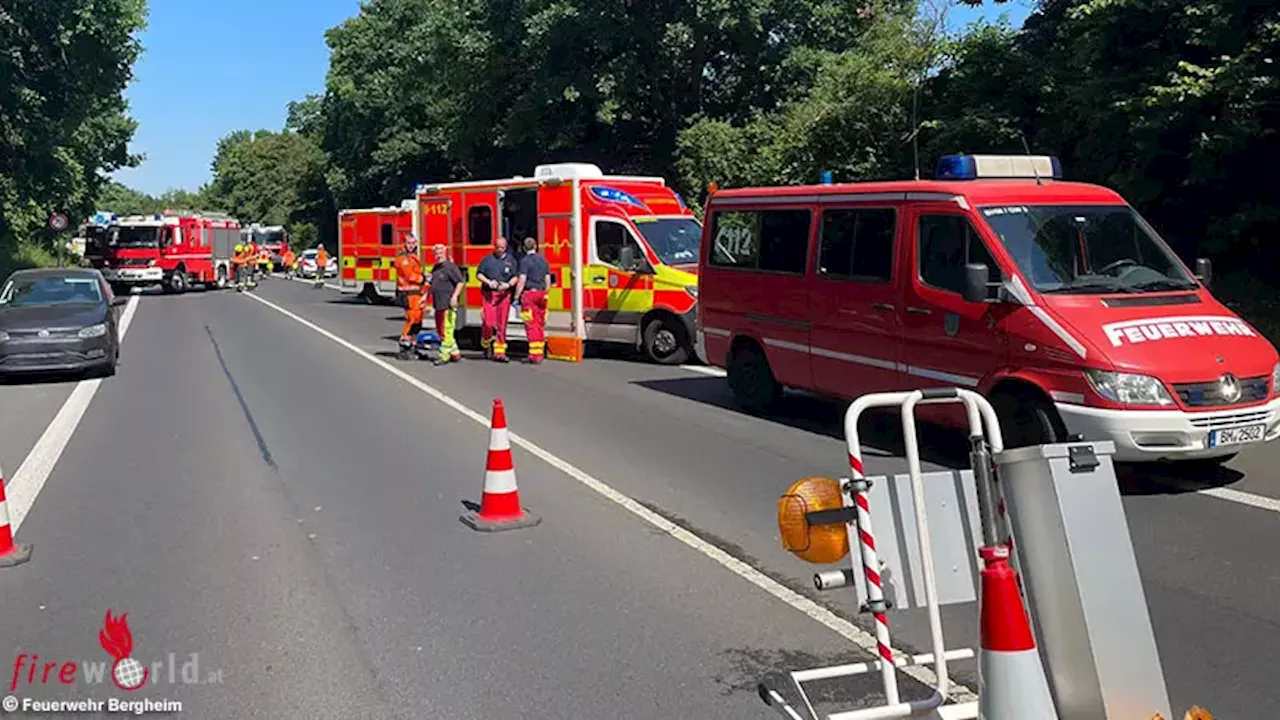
[643,317,690,365]
[991,388,1066,449]
[727,343,781,413]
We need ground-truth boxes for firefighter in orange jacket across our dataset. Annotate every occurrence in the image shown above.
[394,233,426,358]
[313,243,329,288]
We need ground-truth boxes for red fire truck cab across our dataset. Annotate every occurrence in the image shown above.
[98,211,240,293]
[696,154,1280,463]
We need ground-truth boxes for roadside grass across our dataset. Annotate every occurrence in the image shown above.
[0,239,59,281]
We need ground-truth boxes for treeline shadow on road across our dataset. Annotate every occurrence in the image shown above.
[631,375,1246,497]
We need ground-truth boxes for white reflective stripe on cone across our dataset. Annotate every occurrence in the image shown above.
[484,469,518,494]
[488,428,511,452]
[0,499,8,525]
[978,649,1058,720]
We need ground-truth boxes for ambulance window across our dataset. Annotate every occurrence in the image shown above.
[819,208,895,282]
[468,207,493,246]
[594,220,632,266]
[917,214,999,295]
[380,222,394,246]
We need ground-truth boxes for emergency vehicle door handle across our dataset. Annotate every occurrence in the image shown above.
[592,277,606,284]
[870,303,895,312]
[907,306,931,315]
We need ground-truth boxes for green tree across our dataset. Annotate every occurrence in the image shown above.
[0,0,147,271]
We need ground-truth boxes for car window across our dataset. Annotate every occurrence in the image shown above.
[917,214,999,295]
[708,207,811,274]
[819,208,896,282]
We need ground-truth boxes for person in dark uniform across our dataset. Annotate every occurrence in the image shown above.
[475,235,519,362]
[515,236,552,364]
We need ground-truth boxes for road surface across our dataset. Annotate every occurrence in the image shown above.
[0,276,1276,719]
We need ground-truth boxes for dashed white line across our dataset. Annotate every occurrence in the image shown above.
[7,294,141,532]
[241,289,979,703]
[1181,483,1280,514]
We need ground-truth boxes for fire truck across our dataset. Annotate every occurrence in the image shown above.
[409,163,703,364]
[95,211,241,293]
[241,224,290,269]
[80,212,117,268]
[337,200,415,303]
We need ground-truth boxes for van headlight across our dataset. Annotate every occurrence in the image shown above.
[1084,369,1174,406]
[1272,362,1280,395]
[148,259,158,267]
[78,324,107,339]
[684,285,698,298]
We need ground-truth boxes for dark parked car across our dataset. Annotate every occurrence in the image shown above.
[0,268,127,379]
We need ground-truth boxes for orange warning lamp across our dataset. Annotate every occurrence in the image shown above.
[778,477,850,564]
[706,181,719,195]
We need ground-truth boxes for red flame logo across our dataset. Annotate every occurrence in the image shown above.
[98,610,133,661]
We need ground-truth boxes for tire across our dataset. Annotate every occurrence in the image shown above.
[110,282,128,296]
[643,316,691,365]
[727,342,782,413]
[167,270,187,294]
[991,388,1066,449]
[216,266,228,290]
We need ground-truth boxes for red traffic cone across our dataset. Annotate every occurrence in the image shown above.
[0,464,32,567]
[460,399,541,532]
[977,545,1056,719]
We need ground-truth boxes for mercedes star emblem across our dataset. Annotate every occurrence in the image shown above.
[37,329,49,338]
[1218,373,1242,404]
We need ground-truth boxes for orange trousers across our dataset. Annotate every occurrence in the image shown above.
[401,292,424,339]
[521,289,547,361]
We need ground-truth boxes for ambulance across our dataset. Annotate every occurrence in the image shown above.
[337,200,415,303]
[412,162,702,364]
[696,154,1280,463]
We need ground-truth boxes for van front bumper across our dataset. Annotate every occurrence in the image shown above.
[1055,398,1280,462]
[103,267,163,283]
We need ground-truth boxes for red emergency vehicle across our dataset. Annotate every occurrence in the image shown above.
[696,154,1280,463]
[98,211,240,293]
[337,201,415,303]
[412,162,703,363]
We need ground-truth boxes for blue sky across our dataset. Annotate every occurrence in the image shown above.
[111,0,1033,196]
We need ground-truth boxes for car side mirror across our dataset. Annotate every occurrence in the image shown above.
[111,296,129,307]
[1195,257,1212,289]
[963,263,990,304]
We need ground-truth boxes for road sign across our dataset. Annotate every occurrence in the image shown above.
[49,213,69,232]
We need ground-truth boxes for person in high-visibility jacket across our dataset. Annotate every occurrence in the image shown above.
[281,246,297,278]
[257,248,272,275]
[394,233,426,351]
[231,243,254,288]
[313,243,329,288]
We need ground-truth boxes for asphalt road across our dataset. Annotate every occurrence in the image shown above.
[0,276,1277,719]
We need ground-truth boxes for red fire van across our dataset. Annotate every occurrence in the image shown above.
[695,154,1280,463]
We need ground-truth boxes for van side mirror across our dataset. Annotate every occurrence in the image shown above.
[1195,257,1212,288]
[618,245,638,271]
[963,263,990,304]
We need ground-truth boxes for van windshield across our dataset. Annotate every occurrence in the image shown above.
[979,204,1198,295]
[633,217,702,266]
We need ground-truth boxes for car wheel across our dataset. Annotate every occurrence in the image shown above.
[992,388,1066,449]
[727,342,781,413]
[643,316,690,365]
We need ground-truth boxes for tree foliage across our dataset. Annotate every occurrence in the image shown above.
[0,0,147,271]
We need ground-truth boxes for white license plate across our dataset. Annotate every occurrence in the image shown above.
[1209,424,1266,448]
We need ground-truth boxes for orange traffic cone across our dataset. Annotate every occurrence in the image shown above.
[460,399,541,532]
[977,545,1056,719]
[0,464,32,567]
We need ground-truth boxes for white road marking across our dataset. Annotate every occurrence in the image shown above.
[242,290,978,703]
[679,364,726,377]
[6,294,141,532]
[282,274,342,291]
[1179,483,1280,514]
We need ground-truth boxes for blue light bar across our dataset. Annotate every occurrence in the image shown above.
[936,154,1063,181]
[590,186,649,211]
[820,171,834,185]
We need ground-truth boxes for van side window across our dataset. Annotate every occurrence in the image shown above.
[709,208,811,274]
[819,208,895,281]
[595,221,630,266]
[467,206,492,246]
[380,222,394,246]
[917,214,998,294]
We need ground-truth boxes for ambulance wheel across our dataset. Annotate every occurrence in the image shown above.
[991,387,1065,449]
[728,341,781,413]
[643,316,689,365]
